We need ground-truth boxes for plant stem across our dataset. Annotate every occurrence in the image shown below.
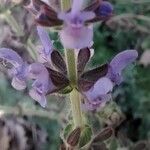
[70,89,83,127]
[65,49,77,86]
[61,0,83,128]
[60,0,71,11]
[65,49,83,127]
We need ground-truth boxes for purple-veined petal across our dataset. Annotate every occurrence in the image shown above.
[107,50,138,84]
[83,77,113,103]
[0,48,23,67]
[60,25,93,49]
[37,26,53,55]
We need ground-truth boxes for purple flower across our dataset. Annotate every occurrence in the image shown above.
[0,48,58,107]
[80,50,138,110]
[58,0,95,49]
[28,63,55,107]
[0,48,28,90]
[37,26,53,63]
[27,0,113,49]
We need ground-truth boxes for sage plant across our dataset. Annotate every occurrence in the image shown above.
[0,0,138,149]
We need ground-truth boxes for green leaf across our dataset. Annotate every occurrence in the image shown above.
[63,123,73,139]
[79,125,93,148]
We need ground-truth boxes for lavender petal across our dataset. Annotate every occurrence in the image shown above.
[37,26,53,55]
[29,88,47,108]
[83,77,113,102]
[11,76,27,90]
[28,63,55,107]
[82,94,111,111]
[60,25,93,49]
[0,48,23,67]
[107,50,138,84]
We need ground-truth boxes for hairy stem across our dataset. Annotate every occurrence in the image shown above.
[65,49,83,127]
[70,89,83,127]
[65,49,77,86]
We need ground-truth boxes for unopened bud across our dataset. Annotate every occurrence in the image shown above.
[95,1,113,17]
[93,127,113,143]
[67,127,81,147]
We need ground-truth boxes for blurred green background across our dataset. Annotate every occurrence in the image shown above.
[0,0,150,149]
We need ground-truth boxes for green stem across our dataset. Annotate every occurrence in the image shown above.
[70,89,83,127]
[65,49,83,127]
[60,0,71,11]
[65,49,77,86]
